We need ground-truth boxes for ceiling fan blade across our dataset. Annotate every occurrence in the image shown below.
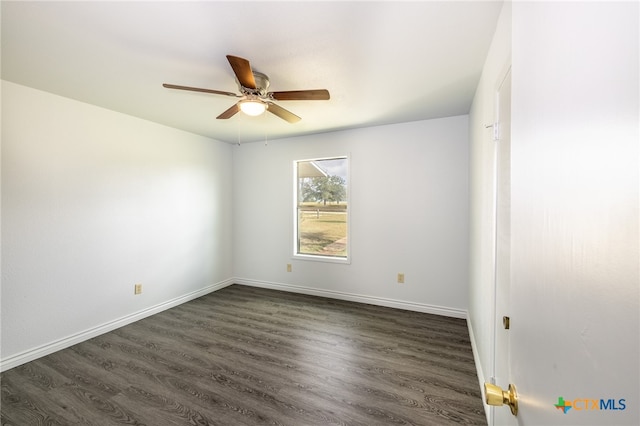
[216,102,241,119]
[270,89,330,101]
[266,102,301,123]
[226,55,256,89]
[162,83,239,97]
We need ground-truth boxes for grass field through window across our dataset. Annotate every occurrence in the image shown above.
[297,203,347,257]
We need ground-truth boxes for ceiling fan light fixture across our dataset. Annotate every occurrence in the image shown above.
[163,55,329,123]
[239,99,266,116]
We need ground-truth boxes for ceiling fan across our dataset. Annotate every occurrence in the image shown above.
[163,55,330,123]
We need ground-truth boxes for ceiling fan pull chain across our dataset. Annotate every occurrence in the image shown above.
[264,114,269,146]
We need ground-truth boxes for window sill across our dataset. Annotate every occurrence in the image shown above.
[293,254,351,265]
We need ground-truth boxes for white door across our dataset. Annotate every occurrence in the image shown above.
[506,2,640,425]
[491,67,515,426]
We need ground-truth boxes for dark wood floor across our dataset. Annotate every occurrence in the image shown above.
[1,285,487,425]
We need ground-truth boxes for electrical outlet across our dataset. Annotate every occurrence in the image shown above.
[286,264,292,272]
[397,273,405,284]
[134,283,142,295]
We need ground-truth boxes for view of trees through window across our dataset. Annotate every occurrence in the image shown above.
[295,157,348,258]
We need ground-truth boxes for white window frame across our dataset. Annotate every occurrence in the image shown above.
[293,156,350,264]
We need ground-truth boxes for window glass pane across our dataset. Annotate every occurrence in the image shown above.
[295,157,348,258]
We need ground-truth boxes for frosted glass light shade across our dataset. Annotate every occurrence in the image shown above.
[239,100,266,116]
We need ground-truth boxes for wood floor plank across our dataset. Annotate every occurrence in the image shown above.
[2,285,486,425]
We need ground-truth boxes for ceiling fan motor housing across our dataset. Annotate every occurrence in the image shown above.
[240,71,270,97]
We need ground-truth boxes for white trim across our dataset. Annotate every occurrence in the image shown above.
[0,279,235,372]
[467,313,492,426]
[235,278,467,319]
[292,253,350,264]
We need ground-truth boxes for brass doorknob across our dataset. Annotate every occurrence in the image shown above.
[484,383,518,416]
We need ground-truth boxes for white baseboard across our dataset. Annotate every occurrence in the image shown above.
[467,313,492,425]
[235,278,467,319]
[0,279,235,372]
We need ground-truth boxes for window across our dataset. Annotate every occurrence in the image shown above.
[294,157,349,261]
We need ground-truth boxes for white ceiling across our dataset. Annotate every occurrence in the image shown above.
[1,1,503,144]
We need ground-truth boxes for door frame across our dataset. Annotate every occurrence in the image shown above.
[490,62,514,426]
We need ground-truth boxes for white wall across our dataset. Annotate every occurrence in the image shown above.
[1,81,234,369]
[233,116,470,316]
[468,0,511,414]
